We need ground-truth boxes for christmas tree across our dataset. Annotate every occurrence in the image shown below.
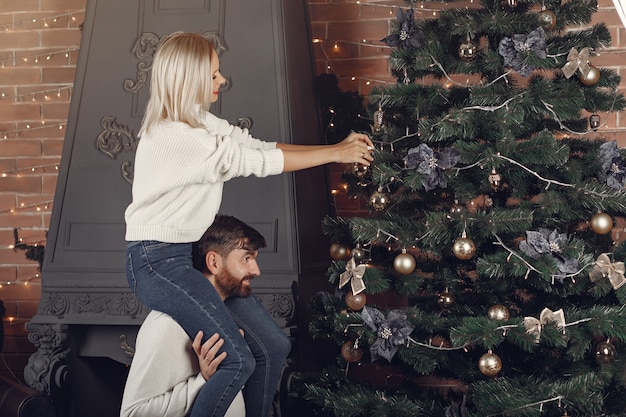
[303,0,626,416]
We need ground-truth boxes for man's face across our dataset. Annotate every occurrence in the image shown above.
[213,248,260,299]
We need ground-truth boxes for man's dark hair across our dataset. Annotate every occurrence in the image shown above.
[192,214,266,273]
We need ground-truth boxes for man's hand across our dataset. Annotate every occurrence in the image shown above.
[192,331,227,381]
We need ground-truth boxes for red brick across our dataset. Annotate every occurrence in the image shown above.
[42,138,65,155]
[41,0,89,11]
[0,140,41,157]
[0,32,41,51]
[0,68,41,86]
[0,0,40,13]
[41,28,82,48]
[0,213,46,229]
[41,66,76,84]
[0,173,43,193]
[42,101,70,119]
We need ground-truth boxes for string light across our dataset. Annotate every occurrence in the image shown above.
[0,86,72,102]
[1,162,60,177]
[0,11,83,32]
[0,47,79,67]
[1,123,67,140]
[0,201,53,215]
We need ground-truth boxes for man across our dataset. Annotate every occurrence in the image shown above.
[121,215,290,417]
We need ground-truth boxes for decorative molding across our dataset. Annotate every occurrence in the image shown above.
[24,323,70,395]
[124,31,228,94]
[96,116,138,160]
[95,116,139,184]
[38,291,147,319]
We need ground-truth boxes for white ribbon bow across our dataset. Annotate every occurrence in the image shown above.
[589,253,626,290]
[339,257,367,295]
[561,47,591,79]
[523,308,566,342]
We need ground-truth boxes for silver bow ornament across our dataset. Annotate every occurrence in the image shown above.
[523,307,566,342]
[339,257,367,295]
[589,253,626,290]
[561,47,591,79]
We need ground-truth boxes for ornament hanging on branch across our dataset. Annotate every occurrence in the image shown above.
[488,168,502,191]
[590,212,613,235]
[351,243,368,264]
[579,64,600,86]
[345,290,367,311]
[478,350,502,376]
[458,39,478,62]
[589,114,601,131]
[394,249,416,275]
[330,242,351,261]
[372,105,384,133]
[487,304,510,321]
[500,0,518,9]
[370,188,390,211]
[537,8,557,30]
[594,339,617,364]
[437,288,455,308]
[453,231,476,260]
[341,340,364,363]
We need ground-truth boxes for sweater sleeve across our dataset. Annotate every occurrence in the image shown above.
[202,111,277,150]
[120,312,208,417]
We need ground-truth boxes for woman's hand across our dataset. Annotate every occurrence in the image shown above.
[192,331,227,381]
[334,132,374,165]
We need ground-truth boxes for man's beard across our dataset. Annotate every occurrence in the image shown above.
[214,268,252,299]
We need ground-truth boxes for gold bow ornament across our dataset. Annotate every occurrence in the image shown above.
[523,308,566,342]
[339,257,367,295]
[589,253,626,290]
[561,47,591,79]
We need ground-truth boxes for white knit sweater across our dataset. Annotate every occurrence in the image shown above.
[125,112,284,243]
[120,310,246,417]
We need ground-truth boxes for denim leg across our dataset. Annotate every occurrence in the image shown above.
[225,295,291,417]
[125,241,255,417]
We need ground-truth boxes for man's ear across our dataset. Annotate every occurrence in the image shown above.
[204,251,222,275]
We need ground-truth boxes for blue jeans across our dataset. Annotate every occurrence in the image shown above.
[125,240,290,417]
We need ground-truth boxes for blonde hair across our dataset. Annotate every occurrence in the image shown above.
[140,32,215,135]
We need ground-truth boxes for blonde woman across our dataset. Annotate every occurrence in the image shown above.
[124,32,373,417]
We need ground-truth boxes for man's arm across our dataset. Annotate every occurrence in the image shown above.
[120,312,210,417]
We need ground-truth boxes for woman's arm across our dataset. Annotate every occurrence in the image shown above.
[278,132,374,172]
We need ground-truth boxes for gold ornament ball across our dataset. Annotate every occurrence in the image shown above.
[341,340,364,363]
[591,212,613,235]
[589,114,601,131]
[437,290,455,308]
[452,237,477,260]
[579,65,600,86]
[458,40,478,62]
[370,190,390,211]
[352,163,370,178]
[345,291,367,311]
[330,243,351,261]
[500,0,517,9]
[478,351,502,376]
[394,252,416,275]
[537,9,557,30]
[352,244,367,263]
[487,304,510,321]
[595,340,617,364]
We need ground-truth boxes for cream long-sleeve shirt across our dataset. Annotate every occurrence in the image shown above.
[120,310,246,417]
[125,111,284,243]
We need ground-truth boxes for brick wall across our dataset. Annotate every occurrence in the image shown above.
[0,0,84,382]
[0,0,625,383]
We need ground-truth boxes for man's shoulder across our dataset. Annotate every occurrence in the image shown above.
[139,310,187,338]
